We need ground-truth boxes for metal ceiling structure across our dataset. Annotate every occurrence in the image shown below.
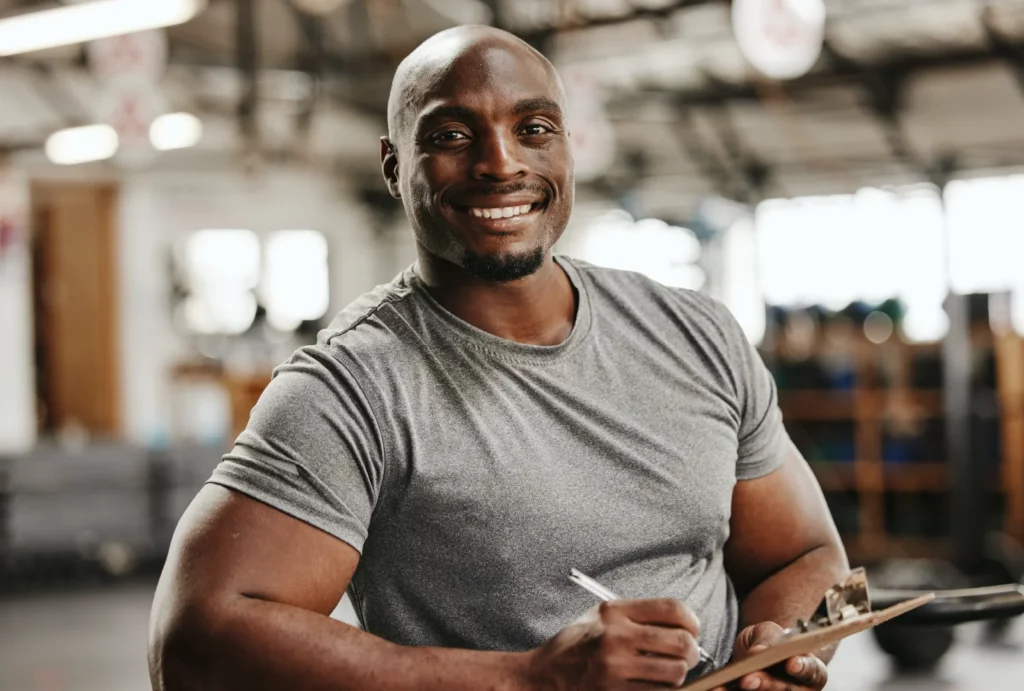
[3,0,1024,218]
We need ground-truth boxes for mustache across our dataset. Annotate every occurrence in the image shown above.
[450,181,551,200]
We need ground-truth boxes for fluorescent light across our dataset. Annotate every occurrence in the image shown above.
[45,124,119,165]
[292,0,350,15]
[0,0,206,57]
[150,112,203,151]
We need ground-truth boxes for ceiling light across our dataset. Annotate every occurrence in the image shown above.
[45,124,119,165]
[732,0,826,80]
[292,0,350,15]
[150,112,203,151]
[0,0,206,57]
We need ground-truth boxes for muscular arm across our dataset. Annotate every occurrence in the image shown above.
[149,485,528,691]
[724,440,850,664]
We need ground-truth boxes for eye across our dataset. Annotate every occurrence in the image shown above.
[432,130,469,145]
[520,123,552,136]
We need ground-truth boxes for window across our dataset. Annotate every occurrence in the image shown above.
[176,229,260,335]
[261,230,330,332]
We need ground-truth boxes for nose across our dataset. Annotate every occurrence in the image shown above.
[471,129,528,181]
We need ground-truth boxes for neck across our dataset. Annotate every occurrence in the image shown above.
[415,248,577,346]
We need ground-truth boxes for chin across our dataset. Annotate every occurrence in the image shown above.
[459,245,547,283]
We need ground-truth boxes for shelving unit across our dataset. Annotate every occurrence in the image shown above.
[765,327,1024,566]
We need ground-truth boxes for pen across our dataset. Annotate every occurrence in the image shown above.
[569,568,718,669]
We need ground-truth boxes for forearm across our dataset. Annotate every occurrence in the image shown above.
[737,543,849,664]
[151,595,529,691]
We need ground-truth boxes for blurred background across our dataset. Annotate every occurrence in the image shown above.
[0,0,1023,689]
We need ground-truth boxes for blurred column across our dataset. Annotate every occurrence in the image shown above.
[939,171,983,570]
[0,164,35,453]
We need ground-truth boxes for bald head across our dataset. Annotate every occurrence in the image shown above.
[387,25,564,146]
[379,25,575,284]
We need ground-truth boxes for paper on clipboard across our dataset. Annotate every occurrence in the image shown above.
[683,593,936,691]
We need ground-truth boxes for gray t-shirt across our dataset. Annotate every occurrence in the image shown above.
[210,255,786,666]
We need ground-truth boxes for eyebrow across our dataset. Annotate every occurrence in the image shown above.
[511,97,563,118]
[415,97,564,135]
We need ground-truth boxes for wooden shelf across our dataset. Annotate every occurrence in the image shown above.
[811,462,949,493]
[779,389,943,421]
[843,535,950,565]
[778,391,853,420]
[766,326,1024,553]
[883,463,949,492]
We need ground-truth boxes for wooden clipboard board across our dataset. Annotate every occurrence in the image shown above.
[683,593,936,691]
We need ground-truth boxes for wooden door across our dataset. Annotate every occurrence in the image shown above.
[31,183,120,437]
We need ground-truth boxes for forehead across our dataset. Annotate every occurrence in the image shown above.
[414,45,562,123]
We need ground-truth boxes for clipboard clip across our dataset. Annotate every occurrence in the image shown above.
[786,567,872,635]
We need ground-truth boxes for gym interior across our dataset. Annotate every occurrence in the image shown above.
[1,1,1023,689]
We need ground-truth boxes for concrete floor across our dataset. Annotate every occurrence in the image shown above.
[0,582,1021,691]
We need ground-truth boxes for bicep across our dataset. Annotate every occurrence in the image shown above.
[157,484,359,617]
[723,440,844,599]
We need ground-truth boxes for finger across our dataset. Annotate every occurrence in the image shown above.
[605,598,701,635]
[630,623,701,668]
[785,654,828,688]
[736,621,785,655]
[621,654,691,688]
[738,671,790,691]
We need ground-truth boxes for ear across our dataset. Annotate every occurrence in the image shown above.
[380,137,401,199]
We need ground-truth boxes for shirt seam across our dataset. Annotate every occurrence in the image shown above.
[314,339,395,523]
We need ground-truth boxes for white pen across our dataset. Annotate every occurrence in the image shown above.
[569,568,718,669]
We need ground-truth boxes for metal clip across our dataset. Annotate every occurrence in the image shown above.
[789,567,872,634]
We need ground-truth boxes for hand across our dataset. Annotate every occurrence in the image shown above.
[711,622,828,691]
[525,598,703,690]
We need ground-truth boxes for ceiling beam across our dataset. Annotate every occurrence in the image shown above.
[980,5,1024,101]
[614,40,1024,110]
[513,0,723,44]
[236,0,260,159]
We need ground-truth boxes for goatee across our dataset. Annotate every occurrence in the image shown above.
[460,246,546,283]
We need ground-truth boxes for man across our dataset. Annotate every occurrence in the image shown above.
[149,25,847,691]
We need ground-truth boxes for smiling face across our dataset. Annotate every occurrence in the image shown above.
[382,30,575,282]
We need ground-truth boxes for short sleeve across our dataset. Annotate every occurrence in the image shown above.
[208,346,385,553]
[712,301,787,480]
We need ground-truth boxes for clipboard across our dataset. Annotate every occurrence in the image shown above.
[683,570,936,691]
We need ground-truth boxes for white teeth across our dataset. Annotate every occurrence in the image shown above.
[468,204,534,219]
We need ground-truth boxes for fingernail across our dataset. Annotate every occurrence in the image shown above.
[791,657,805,674]
[750,644,769,653]
[741,677,761,690]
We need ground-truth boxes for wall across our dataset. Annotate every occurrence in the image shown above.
[0,166,35,453]
[116,166,385,446]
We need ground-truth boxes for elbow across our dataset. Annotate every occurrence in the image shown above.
[149,595,223,691]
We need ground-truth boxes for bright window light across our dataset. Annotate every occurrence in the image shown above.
[150,112,203,151]
[579,211,705,291]
[261,230,329,332]
[0,0,206,57]
[44,124,119,165]
[179,229,260,335]
[722,218,766,345]
[946,174,1024,294]
[1013,289,1024,338]
[756,186,947,342]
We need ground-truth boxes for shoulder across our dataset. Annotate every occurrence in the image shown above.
[268,268,422,397]
[562,255,737,339]
[317,267,418,350]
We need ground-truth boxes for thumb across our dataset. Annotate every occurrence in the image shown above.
[735,621,785,658]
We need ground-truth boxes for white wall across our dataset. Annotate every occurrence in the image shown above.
[117,166,386,446]
[0,167,35,453]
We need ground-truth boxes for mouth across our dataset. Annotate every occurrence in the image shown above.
[449,202,545,232]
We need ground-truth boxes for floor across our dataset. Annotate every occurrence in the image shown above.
[0,582,1021,691]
